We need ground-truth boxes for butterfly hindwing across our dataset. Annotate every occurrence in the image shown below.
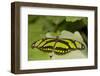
[54,41,70,55]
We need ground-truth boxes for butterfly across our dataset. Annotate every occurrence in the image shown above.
[31,37,85,55]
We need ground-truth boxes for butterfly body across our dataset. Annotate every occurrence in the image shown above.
[32,37,85,55]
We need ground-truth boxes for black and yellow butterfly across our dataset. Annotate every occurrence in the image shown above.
[32,37,85,55]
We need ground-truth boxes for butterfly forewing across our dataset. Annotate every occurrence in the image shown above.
[37,38,56,53]
[37,38,53,47]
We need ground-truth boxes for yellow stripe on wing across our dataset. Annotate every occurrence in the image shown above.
[75,41,82,48]
[63,39,76,49]
[38,39,53,47]
[55,42,69,49]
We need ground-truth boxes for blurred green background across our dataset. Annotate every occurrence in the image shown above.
[28,15,88,61]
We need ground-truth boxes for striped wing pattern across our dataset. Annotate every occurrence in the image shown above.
[32,38,85,55]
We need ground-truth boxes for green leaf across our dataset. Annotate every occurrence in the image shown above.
[46,16,65,25]
[66,16,82,22]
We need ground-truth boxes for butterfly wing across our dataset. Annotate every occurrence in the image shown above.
[32,38,85,55]
[54,41,70,55]
[32,38,55,53]
[62,38,85,50]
